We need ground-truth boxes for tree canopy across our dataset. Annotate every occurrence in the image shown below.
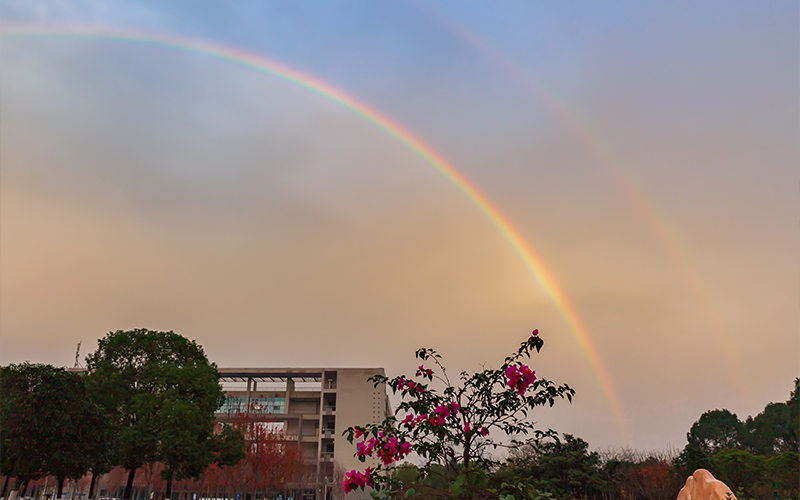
[0,363,108,496]
[85,328,225,499]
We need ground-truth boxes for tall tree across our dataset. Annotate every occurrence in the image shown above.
[86,329,225,500]
[742,402,792,455]
[676,409,742,477]
[0,364,108,497]
[686,409,742,454]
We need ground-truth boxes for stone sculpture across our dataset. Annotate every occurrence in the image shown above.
[676,469,736,500]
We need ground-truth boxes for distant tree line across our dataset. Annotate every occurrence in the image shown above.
[487,378,798,500]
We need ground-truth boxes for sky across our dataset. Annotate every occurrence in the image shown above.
[1,0,797,452]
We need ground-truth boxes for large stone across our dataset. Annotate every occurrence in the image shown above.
[676,469,736,500]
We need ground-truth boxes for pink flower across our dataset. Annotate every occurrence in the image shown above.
[356,437,376,458]
[464,423,470,432]
[480,427,488,437]
[343,468,372,493]
[429,414,446,426]
[506,364,536,396]
[531,329,539,337]
[416,365,434,378]
[397,376,406,390]
[354,428,364,439]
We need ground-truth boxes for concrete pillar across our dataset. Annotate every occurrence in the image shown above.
[246,377,252,413]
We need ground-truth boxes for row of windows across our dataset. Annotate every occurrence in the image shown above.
[217,396,286,414]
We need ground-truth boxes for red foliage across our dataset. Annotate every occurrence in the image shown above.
[204,410,305,496]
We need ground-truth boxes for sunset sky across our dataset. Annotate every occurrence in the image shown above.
[1,0,797,452]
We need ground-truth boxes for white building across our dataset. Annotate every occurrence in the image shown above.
[216,368,391,500]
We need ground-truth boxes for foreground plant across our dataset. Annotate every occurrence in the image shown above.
[343,329,575,499]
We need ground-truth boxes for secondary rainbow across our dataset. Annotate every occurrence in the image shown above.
[1,23,629,431]
[421,9,751,399]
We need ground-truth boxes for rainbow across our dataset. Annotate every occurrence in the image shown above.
[417,8,751,399]
[1,23,629,431]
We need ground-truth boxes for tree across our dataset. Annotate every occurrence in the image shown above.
[686,409,742,454]
[676,408,742,476]
[710,448,765,496]
[0,363,109,497]
[742,402,792,455]
[498,434,602,499]
[343,329,575,499]
[86,329,225,499]
[766,450,799,499]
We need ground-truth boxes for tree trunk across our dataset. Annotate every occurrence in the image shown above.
[9,476,21,498]
[88,472,98,500]
[123,468,137,500]
[20,479,30,498]
[57,474,66,499]
[2,475,11,498]
[165,478,173,500]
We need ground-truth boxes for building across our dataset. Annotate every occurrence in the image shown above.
[216,368,392,500]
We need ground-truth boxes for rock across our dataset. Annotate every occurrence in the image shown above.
[676,469,736,500]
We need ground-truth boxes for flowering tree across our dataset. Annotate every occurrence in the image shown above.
[343,330,575,499]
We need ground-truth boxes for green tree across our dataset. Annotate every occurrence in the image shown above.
[0,363,108,497]
[766,451,799,499]
[211,424,247,468]
[687,409,742,453]
[499,434,602,499]
[86,329,225,499]
[742,402,792,455]
[710,448,765,496]
[677,408,742,476]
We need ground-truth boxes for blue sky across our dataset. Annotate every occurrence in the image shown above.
[1,0,797,450]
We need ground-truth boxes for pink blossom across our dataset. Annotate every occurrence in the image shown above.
[429,414,446,426]
[531,329,539,337]
[505,364,537,396]
[464,423,470,432]
[480,427,488,437]
[397,376,406,390]
[343,468,372,493]
[354,428,364,439]
[356,437,376,458]
[416,365,434,377]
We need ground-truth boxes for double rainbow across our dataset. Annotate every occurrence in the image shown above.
[1,24,629,431]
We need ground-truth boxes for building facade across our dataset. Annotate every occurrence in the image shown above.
[216,368,391,500]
